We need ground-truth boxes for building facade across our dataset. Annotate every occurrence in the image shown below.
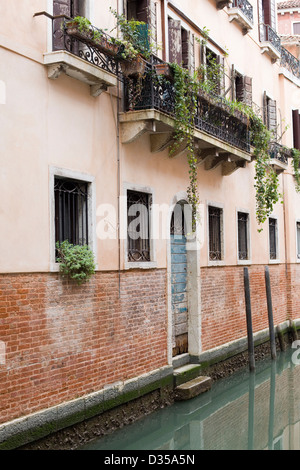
[1,0,300,448]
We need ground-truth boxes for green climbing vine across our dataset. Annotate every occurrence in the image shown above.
[291,148,300,193]
[169,63,200,231]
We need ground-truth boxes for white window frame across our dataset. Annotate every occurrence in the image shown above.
[236,208,251,265]
[207,201,225,267]
[49,166,96,271]
[123,182,157,270]
[268,215,280,264]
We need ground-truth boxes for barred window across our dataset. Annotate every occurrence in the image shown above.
[269,218,278,260]
[238,212,249,260]
[127,190,151,262]
[209,206,223,261]
[54,177,89,247]
[297,222,300,260]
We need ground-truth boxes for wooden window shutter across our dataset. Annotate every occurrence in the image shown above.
[243,76,252,106]
[136,0,148,23]
[293,110,300,151]
[168,18,182,65]
[71,0,80,18]
[181,29,194,73]
[267,99,277,138]
[148,0,158,54]
[263,91,268,126]
[53,0,72,50]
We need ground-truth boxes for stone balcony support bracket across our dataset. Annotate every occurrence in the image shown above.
[43,51,118,97]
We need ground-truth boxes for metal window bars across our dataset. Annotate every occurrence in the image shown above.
[127,190,151,262]
[209,207,222,261]
[238,212,249,260]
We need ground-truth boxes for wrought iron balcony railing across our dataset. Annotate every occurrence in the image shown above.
[124,59,251,153]
[269,142,291,166]
[50,15,121,77]
[259,23,281,55]
[281,46,300,80]
[231,0,254,24]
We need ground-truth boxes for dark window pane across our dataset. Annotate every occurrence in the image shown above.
[54,177,89,249]
[269,218,277,260]
[238,212,249,260]
[127,190,151,262]
[209,206,222,261]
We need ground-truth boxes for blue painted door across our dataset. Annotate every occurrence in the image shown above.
[171,234,188,356]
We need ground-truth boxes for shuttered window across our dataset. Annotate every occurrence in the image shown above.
[263,92,277,138]
[126,0,157,54]
[209,206,223,261]
[269,218,278,260]
[127,190,151,262]
[168,18,195,72]
[259,0,276,30]
[232,70,252,106]
[53,0,86,50]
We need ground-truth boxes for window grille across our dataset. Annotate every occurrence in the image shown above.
[127,190,151,262]
[238,212,249,260]
[209,206,222,261]
[54,177,89,247]
[297,222,300,260]
[269,218,277,260]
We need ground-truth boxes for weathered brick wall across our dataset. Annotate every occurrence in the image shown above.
[286,264,300,322]
[0,270,168,425]
[201,264,290,352]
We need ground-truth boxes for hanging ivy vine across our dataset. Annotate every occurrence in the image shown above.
[169,63,200,231]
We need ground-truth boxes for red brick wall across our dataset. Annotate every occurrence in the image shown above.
[201,264,291,352]
[0,270,168,425]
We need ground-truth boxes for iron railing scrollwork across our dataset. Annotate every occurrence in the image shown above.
[124,58,251,153]
[269,142,291,165]
[52,16,121,77]
[280,46,300,80]
[231,0,254,24]
[259,23,281,54]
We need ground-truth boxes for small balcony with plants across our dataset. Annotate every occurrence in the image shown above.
[227,0,254,35]
[268,141,291,174]
[35,11,124,96]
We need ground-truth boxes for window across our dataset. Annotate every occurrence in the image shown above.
[208,206,223,261]
[126,0,157,53]
[237,212,249,260]
[263,92,277,138]
[269,218,278,260]
[168,18,195,72]
[297,222,300,260]
[54,177,89,249]
[293,23,300,35]
[293,109,300,150]
[127,190,151,262]
[259,0,276,30]
[53,0,88,50]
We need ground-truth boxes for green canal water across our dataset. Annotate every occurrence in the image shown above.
[80,346,300,451]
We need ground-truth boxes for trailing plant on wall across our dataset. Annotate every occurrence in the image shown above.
[291,148,300,193]
[169,63,200,231]
[56,241,96,285]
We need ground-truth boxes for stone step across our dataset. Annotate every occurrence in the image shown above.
[175,376,212,401]
[173,364,202,387]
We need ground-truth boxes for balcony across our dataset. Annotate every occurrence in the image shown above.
[228,0,254,35]
[269,142,291,173]
[120,58,251,175]
[259,24,281,62]
[35,13,120,96]
[280,46,300,82]
[214,0,231,9]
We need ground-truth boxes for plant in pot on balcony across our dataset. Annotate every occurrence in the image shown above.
[109,8,155,78]
[56,240,96,286]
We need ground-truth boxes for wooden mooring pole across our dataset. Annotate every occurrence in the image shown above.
[265,266,277,360]
[244,267,255,372]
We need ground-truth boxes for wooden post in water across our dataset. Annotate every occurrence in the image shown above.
[265,266,277,360]
[244,267,255,372]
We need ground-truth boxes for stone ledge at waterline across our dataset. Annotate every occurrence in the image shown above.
[0,365,173,450]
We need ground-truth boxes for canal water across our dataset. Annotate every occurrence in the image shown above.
[80,346,300,451]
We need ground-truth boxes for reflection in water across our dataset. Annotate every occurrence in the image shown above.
[80,348,300,451]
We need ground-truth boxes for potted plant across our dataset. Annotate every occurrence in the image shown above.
[120,53,147,77]
[154,63,173,80]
